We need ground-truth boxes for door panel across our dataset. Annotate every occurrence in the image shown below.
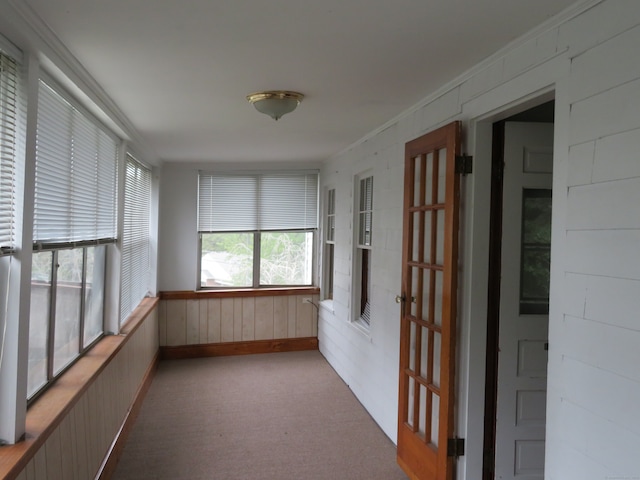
[398,121,461,480]
[494,122,553,480]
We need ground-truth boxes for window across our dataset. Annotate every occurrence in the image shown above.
[28,78,118,399]
[28,246,106,397]
[120,154,152,324]
[323,188,336,300]
[354,175,373,326]
[198,172,318,288]
[520,188,551,314]
[0,50,19,255]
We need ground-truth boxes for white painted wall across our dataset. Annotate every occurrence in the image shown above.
[316,1,640,478]
[158,164,200,291]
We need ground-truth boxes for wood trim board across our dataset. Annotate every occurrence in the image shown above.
[160,337,319,360]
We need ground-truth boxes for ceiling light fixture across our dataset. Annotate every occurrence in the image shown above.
[246,91,304,121]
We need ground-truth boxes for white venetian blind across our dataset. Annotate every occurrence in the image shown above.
[0,50,19,253]
[33,79,118,246]
[120,154,151,323]
[198,172,318,232]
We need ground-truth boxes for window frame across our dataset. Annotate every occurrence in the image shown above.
[353,173,373,327]
[0,49,19,256]
[323,187,336,300]
[33,75,119,247]
[197,171,319,290]
[27,74,119,401]
[199,229,316,289]
[120,154,152,325]
[28,244,107,402]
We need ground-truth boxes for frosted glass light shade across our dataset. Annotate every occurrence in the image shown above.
[246,91,304,121]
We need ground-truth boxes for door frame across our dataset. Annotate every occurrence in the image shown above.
[482,120,506,480]
[480,103,555,479]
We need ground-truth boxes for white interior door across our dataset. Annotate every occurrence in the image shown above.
[494,122,553,479]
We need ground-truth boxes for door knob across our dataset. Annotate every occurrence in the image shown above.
[396,295,417,303]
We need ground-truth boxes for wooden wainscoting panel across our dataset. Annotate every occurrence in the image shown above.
[58,413,74,479]
[255,296,275,340]
[44,427,63,479]
[207,298,222,343]
[165,300,187,346]
[242,297,255,341]
[160,291,319,348]
[296,295,314,338]
[186,299,200,345]
[32,448,46,479]
[287,295,297,338]
[198,299,208,344]
[221,298,234,342]
[160,337,319,360]
[96,351,159,480]
[274,296,288,339]
[233,297,243,341]
[158,299,167,345]
[73,394,89,479]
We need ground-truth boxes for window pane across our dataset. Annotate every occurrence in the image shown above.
[520,247,551,313]
[522,189,552,244]
[358,176,373,247]
[520,189,552,314]
[53,248,82,374]
[327,215,335,242]
[260,231,313,286]
[437,148,447,204]
[84,246,105,346]
[28,251,53,398]
[431,393,440,447]
[359,212,372,246]
[359,248,371,324]
[324,243,334,299]
[201,233,253,287]
[413,155,422,207]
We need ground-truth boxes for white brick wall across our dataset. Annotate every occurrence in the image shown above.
[316,1,640,478]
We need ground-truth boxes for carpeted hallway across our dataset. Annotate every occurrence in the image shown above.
[112,350,408,480]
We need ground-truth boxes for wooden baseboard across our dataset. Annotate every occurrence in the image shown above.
[96,350,160,480]
[160,337,319,360]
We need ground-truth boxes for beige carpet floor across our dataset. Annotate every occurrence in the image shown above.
[112,350,408,480]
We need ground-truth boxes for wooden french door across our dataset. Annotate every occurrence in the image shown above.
[397,121,462,480]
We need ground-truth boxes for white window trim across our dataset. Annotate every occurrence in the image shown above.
[322,186,336,303]
[352,171,373,329]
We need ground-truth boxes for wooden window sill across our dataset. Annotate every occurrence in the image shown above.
[160,286,320,300]
[0,297,159,479]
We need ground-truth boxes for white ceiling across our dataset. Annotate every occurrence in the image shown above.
[23,0,577,164]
